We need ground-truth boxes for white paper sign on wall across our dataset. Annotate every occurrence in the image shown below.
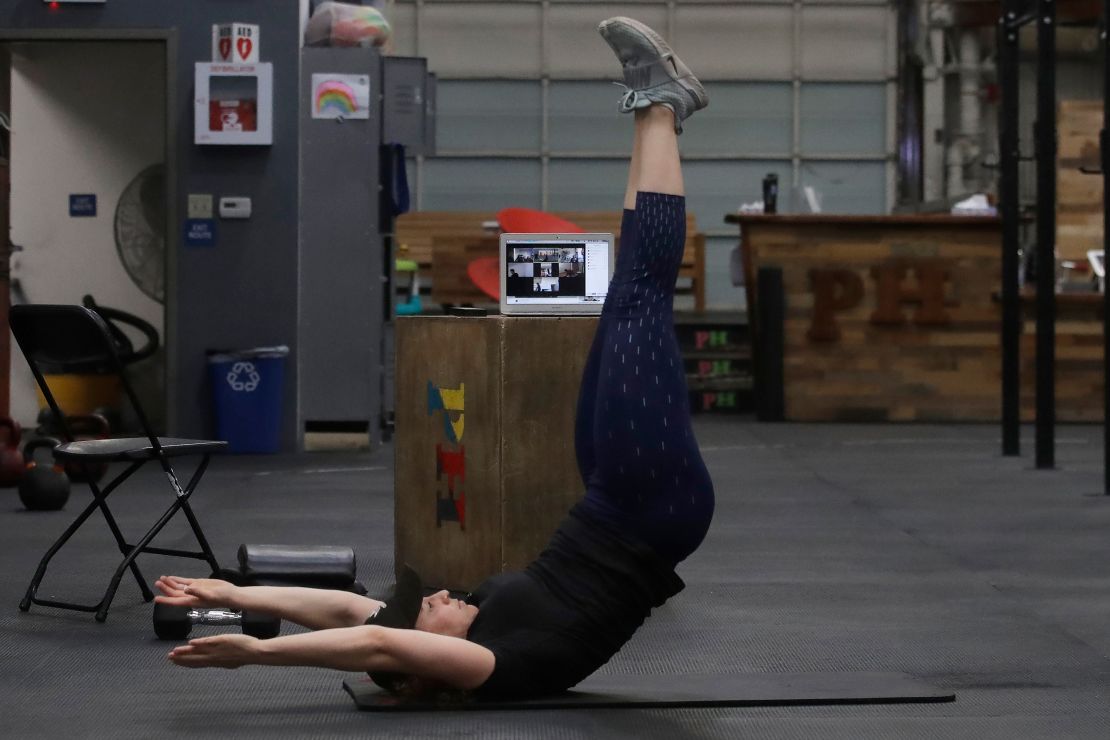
[311,74,371,120]
[212,23,260,64]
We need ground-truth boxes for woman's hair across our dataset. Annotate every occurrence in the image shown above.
[364,565,425,693]
[364,566,475,704]
[376,675,473,705]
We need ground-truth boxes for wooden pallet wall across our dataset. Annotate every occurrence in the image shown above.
[1021,296,1104,423]
[1057,100,1103,262]
[736,215,1104,422]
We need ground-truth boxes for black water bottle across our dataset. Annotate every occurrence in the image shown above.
[762,173,778,214]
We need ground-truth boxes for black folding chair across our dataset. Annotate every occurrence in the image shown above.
[10,304,227,622]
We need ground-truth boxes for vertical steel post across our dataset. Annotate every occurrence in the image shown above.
[1102,0,1109,493]
[756,267,786,423]
[1035,0,1057,469]
[998,1,1022,457]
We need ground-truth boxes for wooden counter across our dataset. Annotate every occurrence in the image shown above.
[725,214,1002,228]
[728,213,1103,422]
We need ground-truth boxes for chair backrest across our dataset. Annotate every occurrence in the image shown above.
[9,304,159,447]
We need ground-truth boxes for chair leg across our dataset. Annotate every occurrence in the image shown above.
[20,493,106,611]
[177,455,221,573]
[24,453,223,621]
[95,455,222,621]
[178,500,221,574]
[93,496,155,601]
[21,462,148,612]
[86,464,155,601]
[95,496,186,622]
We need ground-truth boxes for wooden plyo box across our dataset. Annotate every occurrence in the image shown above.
[394,315,598,591]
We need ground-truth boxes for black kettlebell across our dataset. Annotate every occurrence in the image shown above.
[91,406,122,435]
[0,417,24,488]
[35,407,61,435]
[18,437,71,511]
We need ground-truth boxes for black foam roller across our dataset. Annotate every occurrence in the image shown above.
[237,544,356,587]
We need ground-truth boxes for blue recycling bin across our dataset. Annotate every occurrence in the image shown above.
[208,346,289,453]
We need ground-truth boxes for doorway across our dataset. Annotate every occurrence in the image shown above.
[0,31,175,433]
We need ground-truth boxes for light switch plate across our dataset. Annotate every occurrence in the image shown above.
[188,194,214,220]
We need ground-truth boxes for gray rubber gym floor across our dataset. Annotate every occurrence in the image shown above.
[3,418,1110,738]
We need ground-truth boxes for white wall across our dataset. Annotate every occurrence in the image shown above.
[9,41,165,425]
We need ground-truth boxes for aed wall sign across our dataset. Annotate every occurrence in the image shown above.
[807,259,954,342]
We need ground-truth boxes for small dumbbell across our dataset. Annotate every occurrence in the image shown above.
[153,602,281,640]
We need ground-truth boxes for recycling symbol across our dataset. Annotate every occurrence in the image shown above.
[226,361,261,392]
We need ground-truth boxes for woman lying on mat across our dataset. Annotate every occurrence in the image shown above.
[157,16,714,700]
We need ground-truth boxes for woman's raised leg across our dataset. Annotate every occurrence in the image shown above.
[575,18,714,565]
[574,106,681,486]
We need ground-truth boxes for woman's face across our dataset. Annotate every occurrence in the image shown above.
[414,590,479,638]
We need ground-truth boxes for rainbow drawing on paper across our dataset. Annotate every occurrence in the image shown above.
[310,74,371,120]
[315,80,358,116]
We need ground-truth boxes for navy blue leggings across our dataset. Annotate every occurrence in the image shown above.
[575,192,715,565]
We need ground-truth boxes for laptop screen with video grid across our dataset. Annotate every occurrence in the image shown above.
[500,233,613,315]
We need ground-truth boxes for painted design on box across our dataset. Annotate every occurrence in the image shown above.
[428,382,466,529]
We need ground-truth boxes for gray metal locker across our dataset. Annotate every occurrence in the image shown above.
[297,46,383,445]
[381,56,428,154]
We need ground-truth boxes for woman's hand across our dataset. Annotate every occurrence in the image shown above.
[154,575,239,610]
[167,634,259,669]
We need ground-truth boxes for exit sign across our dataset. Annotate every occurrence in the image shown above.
[44,1,107,4]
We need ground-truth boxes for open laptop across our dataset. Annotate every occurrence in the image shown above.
[499,233,614,316]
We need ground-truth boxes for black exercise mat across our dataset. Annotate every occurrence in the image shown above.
[343,671,955,711]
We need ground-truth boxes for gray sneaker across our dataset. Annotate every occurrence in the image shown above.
[597,16,708,133]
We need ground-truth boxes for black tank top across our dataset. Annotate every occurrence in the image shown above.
[465,503,684,699]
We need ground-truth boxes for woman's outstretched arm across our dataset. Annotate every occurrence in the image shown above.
[155,575,382,631]
[167,625,496,690]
